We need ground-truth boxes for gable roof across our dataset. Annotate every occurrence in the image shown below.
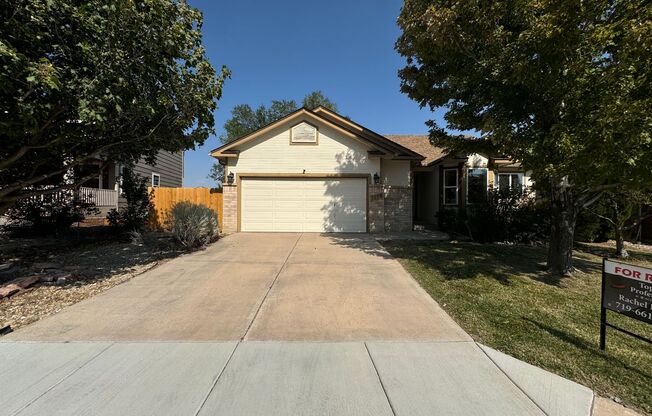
[311,107,423,159]
[384,135,448,166]
[210,107,423,160]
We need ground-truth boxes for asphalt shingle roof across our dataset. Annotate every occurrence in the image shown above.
[384,135,448,166]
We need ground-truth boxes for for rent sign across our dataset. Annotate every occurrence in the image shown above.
[600,259,652,349]
[603,260,652,324]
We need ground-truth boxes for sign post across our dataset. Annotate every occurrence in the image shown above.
[600,258,652,350]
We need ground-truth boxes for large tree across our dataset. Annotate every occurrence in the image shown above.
[0,0,228,213]
[209,91,338,183]
[302,90,338,113]
[219,100,298,144]
[397,0,652,274]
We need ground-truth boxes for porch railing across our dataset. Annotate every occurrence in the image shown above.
[79,187,118,207]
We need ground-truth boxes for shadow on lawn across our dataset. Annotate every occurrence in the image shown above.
[381,240,602,287]
[524,317,652,381]
[325,234,395,260]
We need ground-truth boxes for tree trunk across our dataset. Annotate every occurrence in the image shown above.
[547,184,578,275]
[615,228,629,258]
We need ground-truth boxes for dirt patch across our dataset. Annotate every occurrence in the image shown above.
[0,230,185,332]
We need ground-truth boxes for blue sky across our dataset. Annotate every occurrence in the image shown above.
[184,0,445,187]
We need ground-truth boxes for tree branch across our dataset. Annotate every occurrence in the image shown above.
[0,106,67,171]
[0,115,171,198]
[3,161,112,203]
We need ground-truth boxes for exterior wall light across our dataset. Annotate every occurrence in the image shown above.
[227,172,235,185]
[373,172,380,184]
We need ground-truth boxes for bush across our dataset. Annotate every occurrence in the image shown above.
[107,167,153,231]
[436,208,468,237]
[168,202,219,248]
[466,187,548,244]
[5,190,98,234]
[575,199,612,242]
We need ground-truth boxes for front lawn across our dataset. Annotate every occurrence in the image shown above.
[382,240,652,415]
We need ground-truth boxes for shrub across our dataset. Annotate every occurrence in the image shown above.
[575,199,611,243]
[107,167,153,231]
[168,202,219,248]
[5,190,98,234]
[466,187,548,244]
[436,208,468,237]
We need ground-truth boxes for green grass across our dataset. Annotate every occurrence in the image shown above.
[382,240,652,415]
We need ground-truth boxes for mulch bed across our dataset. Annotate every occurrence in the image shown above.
[0,229,185,332]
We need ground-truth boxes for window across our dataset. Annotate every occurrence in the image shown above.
[467,168,488,204]
[152,173,161,187]
[497,173,524,191]
[290,122,318,143]
[443,169,458,205]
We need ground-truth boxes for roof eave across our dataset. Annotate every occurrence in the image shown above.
[312,106,425,159]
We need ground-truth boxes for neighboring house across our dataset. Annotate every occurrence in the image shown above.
[210,106,529,234]
[78,150,183,213]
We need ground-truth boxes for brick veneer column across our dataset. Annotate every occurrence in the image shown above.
[368,184,385,233]
[222,184,238,234]
[383,186,413,232]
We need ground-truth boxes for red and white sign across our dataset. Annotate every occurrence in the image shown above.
[604,260,652,283]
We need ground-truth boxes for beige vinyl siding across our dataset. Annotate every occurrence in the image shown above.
[381,159,411,186]
[132,151,184,188]
[467,153,489,168]
[228,122,380,176]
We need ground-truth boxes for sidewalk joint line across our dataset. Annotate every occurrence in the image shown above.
[240,233,302,341]
[192,341,240,416]
[364,342,398,416]
[476,343,550,416]
[12,342,114,416]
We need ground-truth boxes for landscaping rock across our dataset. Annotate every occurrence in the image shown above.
[38,274,57,283]
[32,262,62,270]
[16,275,40,289]
[63,265,83,271]
[0,284,20,299]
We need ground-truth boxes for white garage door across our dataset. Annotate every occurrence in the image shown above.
[241,177,367,232]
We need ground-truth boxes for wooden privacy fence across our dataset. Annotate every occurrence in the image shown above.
[149,187,223,230]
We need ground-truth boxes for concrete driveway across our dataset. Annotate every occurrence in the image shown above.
[0,233,595,416]
[7,233,468,342]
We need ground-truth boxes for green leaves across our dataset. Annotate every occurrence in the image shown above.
[1,0,227,206]
[397,0,652,191]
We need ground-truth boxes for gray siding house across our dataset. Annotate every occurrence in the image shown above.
[79,151,184,212]
[131,151,184,189]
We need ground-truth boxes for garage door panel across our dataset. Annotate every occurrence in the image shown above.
[274,201,304,210]
[241,178,366,233]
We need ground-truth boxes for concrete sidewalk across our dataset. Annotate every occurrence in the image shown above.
[0,341,594,416]
[0,233,599,415]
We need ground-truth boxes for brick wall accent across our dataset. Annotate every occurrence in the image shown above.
[222,184,238,234]
[383,186,413,232]
[368,184,385,233]
[367,183,413,233]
